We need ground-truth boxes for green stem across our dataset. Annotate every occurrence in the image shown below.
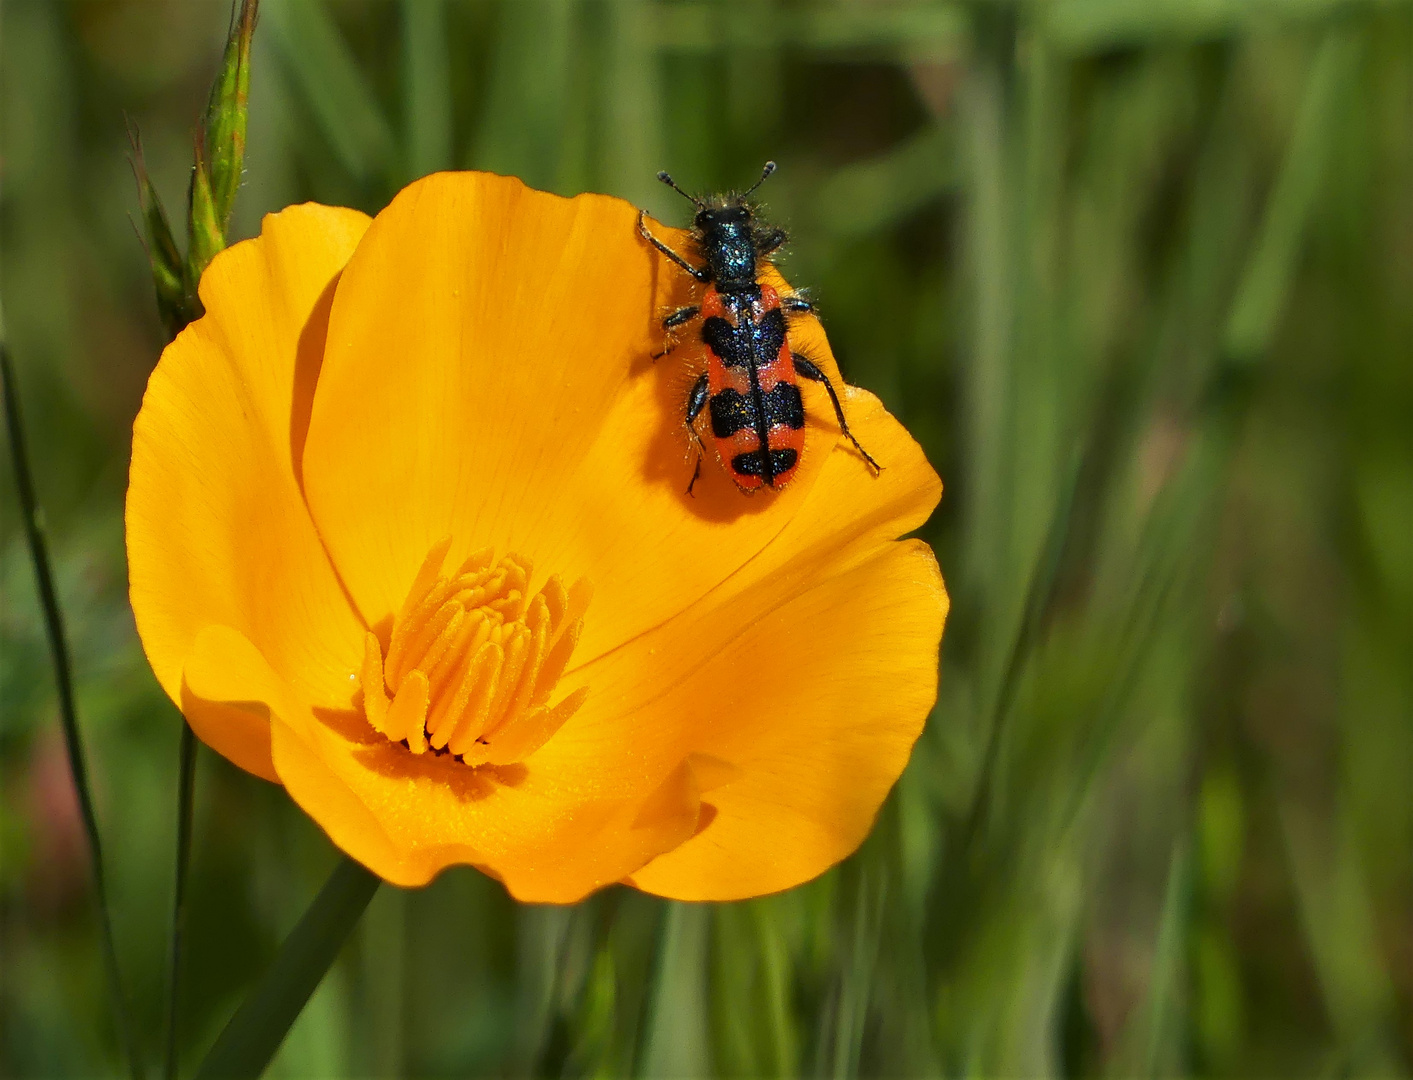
[1,343,144,1080]
[163,721,199,1080]
[194,856,380,1080]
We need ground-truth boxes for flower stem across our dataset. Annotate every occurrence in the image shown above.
[194,856,380,1080]
[1,343,144,1080]
[163,720,199,1080]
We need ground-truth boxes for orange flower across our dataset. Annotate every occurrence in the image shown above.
[126,172,947,902]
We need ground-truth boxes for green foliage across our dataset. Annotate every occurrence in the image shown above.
[194,858,379,1080]
[1,0,1409,1077]
[205,0,258,230]
[130,140,191,341]
[128,0,259,338]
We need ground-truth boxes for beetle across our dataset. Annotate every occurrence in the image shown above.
[636,161,879,494]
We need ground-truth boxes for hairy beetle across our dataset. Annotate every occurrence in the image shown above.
[637,162,879,493]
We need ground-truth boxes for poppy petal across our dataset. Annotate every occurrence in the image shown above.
[625,540,946,900]
[301,173,846,672]
[692,385,942,597]
[287,716,704,899]
[547,386,940,750]
[183,625,420,881]
[185,622,703,899]
[530,399,943,896]
[127,204,371,778]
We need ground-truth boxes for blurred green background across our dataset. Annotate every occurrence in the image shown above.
[2,0,1410,1076]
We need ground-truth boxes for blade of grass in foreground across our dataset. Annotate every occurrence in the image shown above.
[640,902,712,1078]
[163,722,198,1080]
[400,0,453,178]
[1,343,144,1080]
[263,0,397,184]
[194,856,380,1080]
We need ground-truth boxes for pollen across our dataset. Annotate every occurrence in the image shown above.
[359,537,592,766]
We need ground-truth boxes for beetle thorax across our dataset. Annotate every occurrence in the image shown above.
[698,208,758,291]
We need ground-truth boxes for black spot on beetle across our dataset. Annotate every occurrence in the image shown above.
[710,389,757,437]
[764,382,804,430]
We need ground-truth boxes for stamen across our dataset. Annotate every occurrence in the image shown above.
[446,642,503,755]
[388,671,430,754]
[359,540,591,767]
[361,633,392,737]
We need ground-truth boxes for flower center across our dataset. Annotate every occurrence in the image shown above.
[359,538,591,766]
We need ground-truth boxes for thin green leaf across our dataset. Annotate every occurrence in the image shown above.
[128,127,196,337]
[194,856,380,1080]
[639,903,711,1079]
[654,1,964,57]
[1142,838,1192,1077]
[1044,0,1374,53]
[359,886,407,1078]
[400,0,453,179]
[471,0,578,191]
[263,0,398,184]
[753,901,799,1079]
[1281,802,1402,1070]
[1,343,144,1080]
[813,125,956,240]
[1223,28,1362,364]
[162,722,198,1080]
[830,871,886,1080]
[603,0,664,205]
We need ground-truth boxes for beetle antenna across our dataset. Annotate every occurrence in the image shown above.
[657,171,703,207]
[741,160,777,199]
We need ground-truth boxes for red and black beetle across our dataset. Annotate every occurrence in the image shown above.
[637,162,879,494]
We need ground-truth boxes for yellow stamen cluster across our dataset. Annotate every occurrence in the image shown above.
[361,538,591,766]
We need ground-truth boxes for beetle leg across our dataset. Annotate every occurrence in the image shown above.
[652,304,701,361]
[756,227,788,256]
[684,373,710,495]
[781,294,813,315]
[638,211,709,281]
[663,304,700,329]
[793,354,881,473]
[685,372,709,425]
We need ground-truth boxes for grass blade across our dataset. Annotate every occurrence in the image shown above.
[194,856,380,1080]
[470,0,578,191]
[1223,28,1363,364]
[1044,0,1362,53]
[603,0,664,204]
[831,871,886,1080]
[263,0,397,184]
[639,902,711,1079]
[812,125,957,240]
[1,342,144,1080]
[653,1,964,56]
[400,0,453,178]
[1142,838,1192,1077]
[163,722,199,1080]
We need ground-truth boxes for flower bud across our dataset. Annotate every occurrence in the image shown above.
[129,130,197,337]
[186,139,225,286]
[130,0,259,337]
[204,0,258,230]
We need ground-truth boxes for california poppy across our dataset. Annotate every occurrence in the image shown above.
[126,171,947,903]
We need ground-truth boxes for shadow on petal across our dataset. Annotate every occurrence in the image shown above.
[291,272,342,490]
[340,722,527,804]
[630,224,838,525]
